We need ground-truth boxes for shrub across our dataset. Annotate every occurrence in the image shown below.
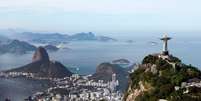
[142,55,158,64]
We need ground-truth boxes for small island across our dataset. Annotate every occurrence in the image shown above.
[112,59,131,65]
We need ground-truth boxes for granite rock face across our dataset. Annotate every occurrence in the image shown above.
[32,47,50,62]
[7,47,72,78]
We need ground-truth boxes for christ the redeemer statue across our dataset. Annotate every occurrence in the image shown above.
[160,34,172,55]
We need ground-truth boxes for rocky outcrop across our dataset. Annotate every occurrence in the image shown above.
[7,47,72,78]
[32,47,50,62]
[125,81,152,101]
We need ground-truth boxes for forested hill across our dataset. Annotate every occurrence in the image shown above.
[124,54,201,101]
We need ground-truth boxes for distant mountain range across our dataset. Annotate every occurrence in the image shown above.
[67,32,117,42]
[0,37,59,54]
[0,39,36,54]
[3,32,117,44]
[18,32,69,44]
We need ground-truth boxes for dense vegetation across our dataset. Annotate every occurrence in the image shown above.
[127,55,201,101]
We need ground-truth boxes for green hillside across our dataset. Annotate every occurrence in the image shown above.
[125,54,201,101]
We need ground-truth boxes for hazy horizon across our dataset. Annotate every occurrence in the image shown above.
[1,28,201,40]
[0,0,201,34]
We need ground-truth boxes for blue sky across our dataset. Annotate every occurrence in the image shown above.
[0,0,201,35]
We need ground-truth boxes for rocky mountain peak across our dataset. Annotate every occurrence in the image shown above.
[32,47,49,62]
[7,46,72,78]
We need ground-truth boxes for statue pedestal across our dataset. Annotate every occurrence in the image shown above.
[162,51,169,56]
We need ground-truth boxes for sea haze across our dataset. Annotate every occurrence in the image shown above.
[0,37,201,75]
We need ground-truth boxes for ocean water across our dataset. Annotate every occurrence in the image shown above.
[0,39,201,75]
[0,78,51,101]
[0,37,201,100]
